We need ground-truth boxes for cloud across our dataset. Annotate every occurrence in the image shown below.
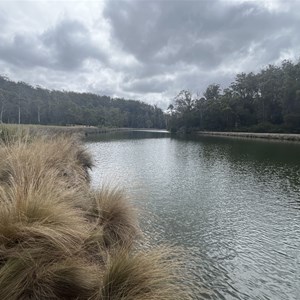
[0,10,7,29]
[104,0,300,69]
[123,76,173,93]
[0,18,107,71]
[100,0,300,106]
[0,0,300,109]
[0,34,49,68]
[42,19,106,70]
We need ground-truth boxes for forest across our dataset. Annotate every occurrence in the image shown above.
[0,75,165,129]
[167,60,300,133]
[1,59,300,134]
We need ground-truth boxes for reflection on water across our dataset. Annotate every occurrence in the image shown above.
[87,132,300,300]
[86,130,170,142]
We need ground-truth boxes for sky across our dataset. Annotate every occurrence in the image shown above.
[0,0,299,109]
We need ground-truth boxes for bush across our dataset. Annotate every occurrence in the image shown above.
[284,114,300,132]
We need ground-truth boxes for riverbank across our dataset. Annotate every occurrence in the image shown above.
[0,124,140,143]
[0,132,189,299]
[26,124,130,136]
[195,131,300,142]
[0,124,167,140]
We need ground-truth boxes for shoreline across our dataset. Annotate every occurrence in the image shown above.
[195,131,300,142]
[28,125,131,136]
[3,124,300,142]
[27,126,168,137]
[0,124,169,140]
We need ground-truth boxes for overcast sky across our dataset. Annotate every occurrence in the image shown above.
[0,0,299,108]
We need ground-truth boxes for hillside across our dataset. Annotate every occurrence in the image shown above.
[0,75,166,129]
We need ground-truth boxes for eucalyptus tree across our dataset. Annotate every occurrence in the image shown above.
[257,65,283,124]
[173,90,196,130]
[0,88,6,123]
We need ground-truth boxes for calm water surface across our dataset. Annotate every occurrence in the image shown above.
[87,131,300,300]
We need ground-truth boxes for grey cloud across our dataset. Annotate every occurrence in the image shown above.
[0,19,106,71]
[104,0,300,69]
[123,76,173,93]
[1,0,300,109]
[0,35,49,68]
[42,20,106,70]
[0,10,7,29]
[124,61,180,81]
[256,34,294,63]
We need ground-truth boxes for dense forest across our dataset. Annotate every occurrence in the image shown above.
[0,75,165,128]
[2,59,300,133]
[167,60,300,133]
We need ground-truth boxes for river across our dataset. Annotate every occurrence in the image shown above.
[87,131,300,300]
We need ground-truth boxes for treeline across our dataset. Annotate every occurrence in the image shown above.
[167,60,300,133]
[0,75,165,128]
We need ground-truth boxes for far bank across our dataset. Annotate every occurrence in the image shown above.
[195,131,300,142]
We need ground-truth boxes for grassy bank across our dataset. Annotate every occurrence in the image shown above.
[0,124,136,146]
[0,128,190,299]
[196,131,300,142]
[0,124,166,142]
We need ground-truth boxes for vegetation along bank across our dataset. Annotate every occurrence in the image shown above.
[0,75,165,129]
[167,60,300,134]
[0,129,191,299]
[196,131,300,142]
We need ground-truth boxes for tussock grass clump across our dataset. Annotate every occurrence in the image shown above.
[0,256,101,300]
[86,187,140,249]
[97,248,186,300]
[0,135,190,299]
[0,134,93,190]
[0,179,89,259]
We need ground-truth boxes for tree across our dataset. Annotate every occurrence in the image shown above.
[166,59,300,133]
[204,84,221,101]
[174,90,194,114]
[0,88,7,123]
[0,74,166,129]
[172,90,196,131]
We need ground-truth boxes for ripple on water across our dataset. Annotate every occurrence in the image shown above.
[87,134,300,300]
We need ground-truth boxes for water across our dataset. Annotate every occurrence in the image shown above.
[87,131,300,300]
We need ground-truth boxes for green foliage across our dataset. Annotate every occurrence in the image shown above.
[284,114,300,132]
[0,76,166,129]
[168,59,300,133]
[246,122,284,133]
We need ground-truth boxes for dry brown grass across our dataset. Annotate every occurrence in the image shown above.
[86,187,140,249]
[0,134,191,300]
[0,134,93,191]
[0,178,89,258]
[95,247,187,300]
[0,255,102,300]
[0,124,29,145]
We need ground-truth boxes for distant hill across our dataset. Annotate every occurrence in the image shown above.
[0,75,166,128]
